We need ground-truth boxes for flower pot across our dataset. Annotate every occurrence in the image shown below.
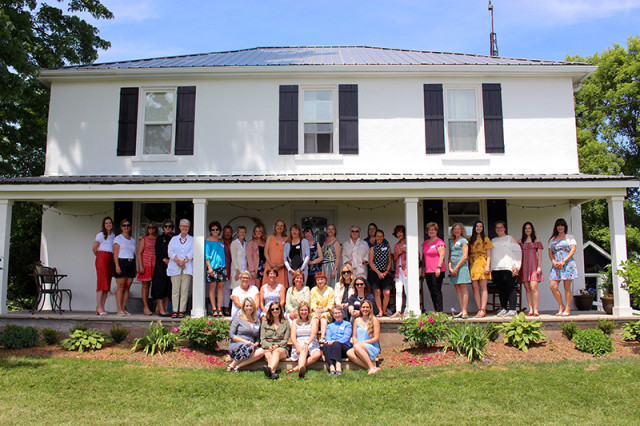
[601,296,614,315]
[573,294,594,311]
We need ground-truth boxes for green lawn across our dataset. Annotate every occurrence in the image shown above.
[1,356,639,424]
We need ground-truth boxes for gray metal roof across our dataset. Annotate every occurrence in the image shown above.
[58,46,588,70]
[1,173,635,185]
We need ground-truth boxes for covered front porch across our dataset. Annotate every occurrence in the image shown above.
[0,173,636,317]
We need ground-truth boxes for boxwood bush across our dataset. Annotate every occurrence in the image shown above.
[0,325,39,349]
[574,329,614,357]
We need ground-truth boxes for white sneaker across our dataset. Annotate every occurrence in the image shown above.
[496,309,507,317]
[506,310,517,317]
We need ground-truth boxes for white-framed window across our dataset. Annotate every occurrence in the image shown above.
[446,201,483,236]
[301,88,337,154]
[141,89,176,155]
[445,87,481,152]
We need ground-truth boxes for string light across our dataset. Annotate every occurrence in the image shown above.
[41,205,110,218]
[507,201,572,209]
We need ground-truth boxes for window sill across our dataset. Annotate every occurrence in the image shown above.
[131,155,179,163]
[441,153,491,164]
[293,154,344,162]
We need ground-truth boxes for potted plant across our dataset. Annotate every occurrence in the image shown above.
[574,288,596,311]
[599,266,614,315]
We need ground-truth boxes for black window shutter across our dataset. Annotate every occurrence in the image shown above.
[175,86,196,155]
[423,200,445,240]
[482,83,504,154]
[113,201,134,236]
[175,201,194,236]
[117,88,139,156]
[486,199,508,239]
[279,85,298,155]
[339,84,359,154]
[424,84,445,154]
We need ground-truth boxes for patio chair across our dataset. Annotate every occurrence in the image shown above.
[29,264,73,314]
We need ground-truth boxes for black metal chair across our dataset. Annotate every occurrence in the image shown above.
[29,264,72,314]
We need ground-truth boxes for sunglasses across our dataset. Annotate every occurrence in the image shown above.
[351,230,359,233]
[163,224,173,228]
[211,228,220,232]
[341,271,351,275]
[270,307,281,312]
[355,283,365,286]
[122,224,131,227]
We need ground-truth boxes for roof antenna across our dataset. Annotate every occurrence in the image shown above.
[488,0,499,56]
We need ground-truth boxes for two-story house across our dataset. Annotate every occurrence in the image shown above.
[0,46,636,315]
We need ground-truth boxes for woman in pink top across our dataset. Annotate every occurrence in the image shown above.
[420,222,446,312]
[136,222,157,316]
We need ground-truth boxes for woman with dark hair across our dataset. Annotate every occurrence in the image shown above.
[136,221,158,316]
[321,224,342,288]
[264,220,289,288]
[548,218,578,316]
[247,224,267,289]
[151,219,174,317]
[469,221,493,318]
[348,276,376,319]
[113,218,136,316]
[205,220,227,317]
[92,216,114,315]
[222,225,234,316]
[519,222,544,316]
[369,229,393,317]
[260,301,290,380]
[421,222,446,313]
[392,224,407,318]
[260,267,286,317]
[347,300,381,375]
[303,226,324,287]
[284,224,310,284]
[491,221,522,318]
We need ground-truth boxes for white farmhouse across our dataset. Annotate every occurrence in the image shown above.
[0,46,636,315]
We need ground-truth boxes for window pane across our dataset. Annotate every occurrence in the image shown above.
[304,90,332,102]
[304,133,317,153]
[447,89,476,119]
[304,90,333,122]
[144,124,172,154]
[304,132,333,153]
[316,133,332,153]
[448,202,480,215]
[145,92,174,122]
[139,203,172,237]
[449,122,477,151]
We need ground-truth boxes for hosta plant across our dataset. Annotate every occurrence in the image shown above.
[499,312,546,352]
[61,329,111,353]
[622,320,640,342]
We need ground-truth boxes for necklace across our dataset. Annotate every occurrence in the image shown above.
[180,236,187,244]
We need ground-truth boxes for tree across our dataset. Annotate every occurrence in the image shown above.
[569,37,640,257]
[0,0,112,306]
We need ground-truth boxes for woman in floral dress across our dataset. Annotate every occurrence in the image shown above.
[548,218,578,316]
[519,222,544,316]
[468,221,493,318]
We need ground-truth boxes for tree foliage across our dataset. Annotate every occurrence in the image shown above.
[569,37,640,257]
[0,0,112,305]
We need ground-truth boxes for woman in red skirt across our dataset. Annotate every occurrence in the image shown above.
[92,217,115,315]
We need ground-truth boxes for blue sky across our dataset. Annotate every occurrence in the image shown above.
[85,0,640,63]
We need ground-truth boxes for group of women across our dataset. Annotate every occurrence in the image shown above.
[422,218,578,318]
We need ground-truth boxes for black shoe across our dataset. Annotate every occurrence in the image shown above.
[298,366,306,379]
[262,365,271,378]
[270,372,279,380]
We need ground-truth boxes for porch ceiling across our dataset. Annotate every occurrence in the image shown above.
[0,173,636,202]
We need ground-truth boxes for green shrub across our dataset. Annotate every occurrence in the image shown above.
[61,329,111,353]
[69,324,88,333]
[622,320,640,341]
[596,319,616,336]
[178,316,230,352]
[574,329,614,357]
[484,322,500,342]
[561,321,579,341]
[0,325,39,349]
[444,322,488,362]
[398,312,451,347]
[41,328,61,345]
[132,321,180,356]
[499,312,547,352]
[109,325,130,344]
[617,258,640,309]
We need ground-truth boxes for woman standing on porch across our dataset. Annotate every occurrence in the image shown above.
[548,218,578,316]
[449,223,471,319]
[469,221,493,319]
[263,220,289,288]
[151,220,173,317]
[491,221,522,318]
[322,224,342,288]
[92,216,114,316]
[303,226,323,287]
[230,226,248,294]
[284,224,310,284]
[205,221,227,317]
[421,222,446,313]
[247,224,267,289]
[167,219,193,318]
[113,219,136,316]
[519,222,543,317]
[136,222,157,316]
[369,229,393,317]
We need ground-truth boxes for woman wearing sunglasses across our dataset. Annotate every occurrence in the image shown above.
[260,301,290,380]
[151,220,174,317]
[113,219,136,316]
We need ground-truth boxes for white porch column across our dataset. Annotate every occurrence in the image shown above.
[0,200,12,314]
[607,196,632,316]
[405,198,420,314]
[570,203,586,291]
[191,199,207,318]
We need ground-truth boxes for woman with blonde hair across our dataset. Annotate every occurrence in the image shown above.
[285,270,310,321]
[310,272,335,342]
[321,224,342,288]
[230,270,260,318]
[334,263,354,318]
[449,223,471,318]
[346,299,381,375]
[287,301,321,378]
[227,297,264,372]
[247,224,267,288]
[263,220,289,288]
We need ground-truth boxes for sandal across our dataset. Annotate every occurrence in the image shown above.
[178,312,185,318]
[525,312,534,317]
[475,309,486,319]
[226,365,233,372]
[171,312,178,318]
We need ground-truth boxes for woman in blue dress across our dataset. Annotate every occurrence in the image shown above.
[548,218,578,316]
[448,222,471,319]
[347,300,381,375]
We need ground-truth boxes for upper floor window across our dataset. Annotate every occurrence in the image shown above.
[446,88,479,152]
[143,90,176,155]
[303,89,335,154]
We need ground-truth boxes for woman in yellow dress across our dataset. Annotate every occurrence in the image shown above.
[469,221,493,318]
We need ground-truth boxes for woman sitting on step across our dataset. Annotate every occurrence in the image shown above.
[347,299,381,375]
[323,305,353,375]
[286,301,321,378]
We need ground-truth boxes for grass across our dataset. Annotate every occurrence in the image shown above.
[1,357,640,424]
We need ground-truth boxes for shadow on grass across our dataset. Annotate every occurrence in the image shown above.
[0,356,47,370]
